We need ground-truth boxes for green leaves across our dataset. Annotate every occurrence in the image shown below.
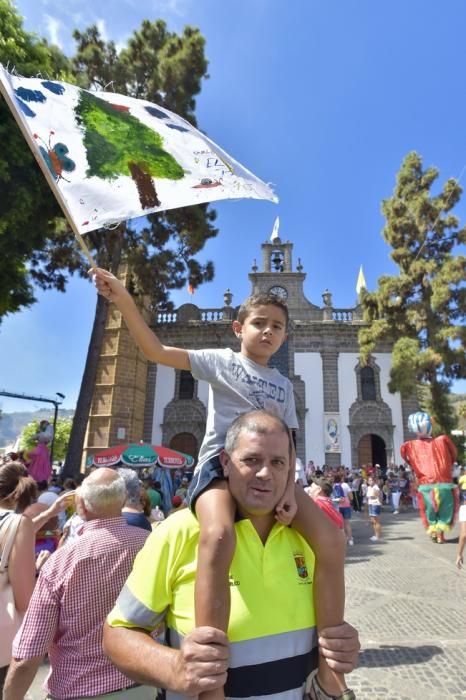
[359,151,466,433]
[1,4,216,322]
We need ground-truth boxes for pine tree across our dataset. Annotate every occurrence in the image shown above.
[63,21,217,476]
[359,152,466,433]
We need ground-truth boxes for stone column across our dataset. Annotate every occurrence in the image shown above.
[321,350,341,468]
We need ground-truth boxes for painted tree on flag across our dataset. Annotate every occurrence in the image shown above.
[75,90,184,208]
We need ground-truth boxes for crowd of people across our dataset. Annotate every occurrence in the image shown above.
[302,461,420,543]
[0,410,361,700]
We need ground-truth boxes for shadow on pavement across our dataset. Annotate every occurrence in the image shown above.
[358,644,443,668]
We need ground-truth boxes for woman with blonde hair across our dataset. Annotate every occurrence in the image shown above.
[0,462,37,691]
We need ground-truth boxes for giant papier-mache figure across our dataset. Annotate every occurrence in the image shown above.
[26,419,54,483]
[400,412,458,543]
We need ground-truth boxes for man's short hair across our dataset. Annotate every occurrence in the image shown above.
[80,471,126,512]
[237,293,289,327]
[224,410,292,457]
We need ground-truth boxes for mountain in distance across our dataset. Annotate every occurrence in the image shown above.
[0,408,75,449]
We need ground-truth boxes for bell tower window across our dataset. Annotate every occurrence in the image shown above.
[271,249,284,272]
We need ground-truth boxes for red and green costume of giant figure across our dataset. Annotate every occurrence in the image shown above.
[400,434,459,536]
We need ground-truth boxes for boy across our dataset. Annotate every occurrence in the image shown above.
[91,268,350,700]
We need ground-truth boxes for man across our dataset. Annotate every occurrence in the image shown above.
[103,411,359,700]
[4,468,151,700]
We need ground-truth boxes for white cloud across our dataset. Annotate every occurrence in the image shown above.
[44,13,64,49]
[154,0,192,18]
[96,18,109,42]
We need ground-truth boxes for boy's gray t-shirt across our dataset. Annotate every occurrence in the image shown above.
[188,348,298,471]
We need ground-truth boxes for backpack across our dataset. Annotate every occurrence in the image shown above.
[0,512,24,667]
[333,483,344,499]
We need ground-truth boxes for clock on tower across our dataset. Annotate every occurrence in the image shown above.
[268,285,288,301]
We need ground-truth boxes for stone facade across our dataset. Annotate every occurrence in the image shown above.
[82,265,151,468]
[83,237,418,469]
[143,236,417,467]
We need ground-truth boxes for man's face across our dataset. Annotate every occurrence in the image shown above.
[221,423,290,517]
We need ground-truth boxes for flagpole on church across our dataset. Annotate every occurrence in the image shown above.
[0,76,97,268]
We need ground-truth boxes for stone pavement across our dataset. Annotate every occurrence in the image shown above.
[344,506,466,699]
[26,506,466,700]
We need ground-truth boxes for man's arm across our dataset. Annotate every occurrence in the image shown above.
[103,624,228,696]
[91,268,190,370]
[3,655,44,700]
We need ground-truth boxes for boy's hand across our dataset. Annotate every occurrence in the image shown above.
[89,268,128,304]
[275,483,297,525]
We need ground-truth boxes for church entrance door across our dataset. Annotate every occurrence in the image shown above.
[357,434,387,468]
[169,432,197,461]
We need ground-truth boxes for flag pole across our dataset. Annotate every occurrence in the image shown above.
[0,78,97,269]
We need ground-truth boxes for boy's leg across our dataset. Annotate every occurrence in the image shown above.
[195,481,236,700]
[293,486,348,696]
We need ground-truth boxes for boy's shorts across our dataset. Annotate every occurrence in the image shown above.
[187,454,225,512]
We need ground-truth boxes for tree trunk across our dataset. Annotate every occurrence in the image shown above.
[129,162,161,208]
[62,293,109,477]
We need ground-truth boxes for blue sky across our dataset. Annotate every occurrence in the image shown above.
[1,0,465,413]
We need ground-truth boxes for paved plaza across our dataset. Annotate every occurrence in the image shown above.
[27,506,465,700]
[345,507,466,699]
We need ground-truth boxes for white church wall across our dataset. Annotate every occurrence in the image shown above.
[151,365,176,444]
[375,354,405,464]
[295,352,325,465]
[339,354,360,467]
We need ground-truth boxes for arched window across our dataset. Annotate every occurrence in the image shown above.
[361,366,376,401]
[179,370,195,400]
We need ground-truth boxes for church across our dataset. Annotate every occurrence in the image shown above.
[83,234,418,470]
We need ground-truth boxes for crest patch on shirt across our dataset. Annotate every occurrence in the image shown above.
[294,553,309,580]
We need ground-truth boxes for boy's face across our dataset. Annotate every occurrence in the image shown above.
[232,304,287,365]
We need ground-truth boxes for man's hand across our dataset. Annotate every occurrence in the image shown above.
[174,626,229,696]
[89,268,129,304]
[456,554,463,570]
[318,622,360,674]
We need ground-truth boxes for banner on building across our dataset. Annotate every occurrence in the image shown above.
[324,413,341,453]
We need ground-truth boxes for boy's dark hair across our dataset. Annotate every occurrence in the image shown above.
[237,293,289,327]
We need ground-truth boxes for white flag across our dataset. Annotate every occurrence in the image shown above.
[270,216,280,242]
[0,65,278,236]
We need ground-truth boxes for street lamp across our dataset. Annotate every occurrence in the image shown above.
[50,392,65,469]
